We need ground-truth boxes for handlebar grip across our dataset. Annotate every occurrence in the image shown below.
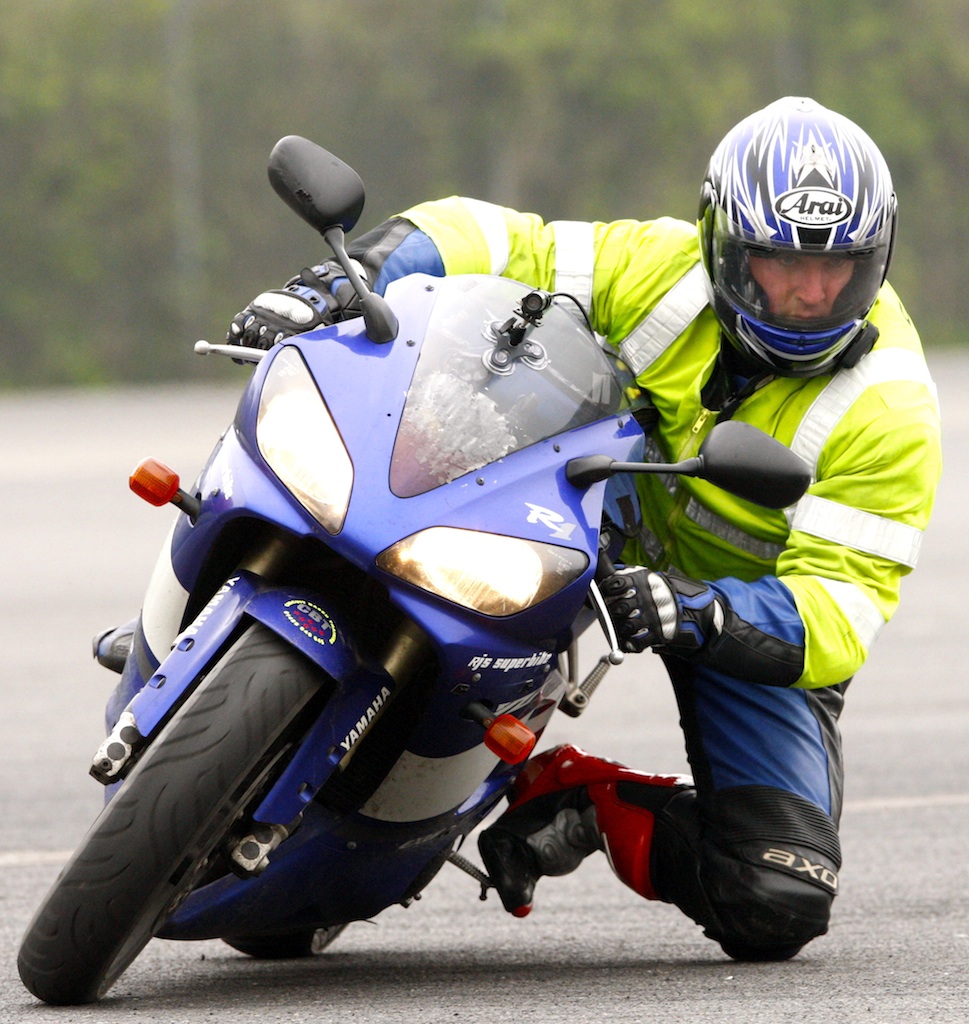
[595,541,616,583]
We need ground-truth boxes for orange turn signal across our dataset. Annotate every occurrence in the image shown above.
[483,714,537,765]
[130,458,181,506]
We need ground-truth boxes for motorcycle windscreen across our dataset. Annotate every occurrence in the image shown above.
[390,276,628,497]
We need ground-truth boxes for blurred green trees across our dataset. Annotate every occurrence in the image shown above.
[2,0,966,386]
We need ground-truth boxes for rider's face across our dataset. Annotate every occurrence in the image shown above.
[748,253,854,321]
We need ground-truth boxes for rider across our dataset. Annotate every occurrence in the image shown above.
[221,97,942,960]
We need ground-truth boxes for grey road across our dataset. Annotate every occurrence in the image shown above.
[0,354,966,1023]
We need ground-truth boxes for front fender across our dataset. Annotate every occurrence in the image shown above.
[246,588,403,825]
[246,588,358,676]
[127,573,391,739]
[120,573,397,825]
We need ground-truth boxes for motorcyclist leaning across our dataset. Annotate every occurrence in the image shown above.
[220,96,942,961]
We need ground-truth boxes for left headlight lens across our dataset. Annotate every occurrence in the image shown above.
[377,526,588,616]
[257,347,353,534]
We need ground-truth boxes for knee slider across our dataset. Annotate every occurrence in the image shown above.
[701,786,841,958]
[702,840,837,957]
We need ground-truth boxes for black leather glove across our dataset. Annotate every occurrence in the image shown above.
[226,261,366,351]
[226,289,328,351]
[600,566,725,656]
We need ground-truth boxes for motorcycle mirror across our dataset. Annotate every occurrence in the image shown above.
[694,420,811,509]
[566,420,810,510]
[268,136,365,234]
[267,136,398,344]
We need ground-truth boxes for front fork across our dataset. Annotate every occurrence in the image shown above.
[94,566,437,880]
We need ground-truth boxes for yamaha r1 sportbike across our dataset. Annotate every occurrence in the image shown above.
[18,137,810,1004]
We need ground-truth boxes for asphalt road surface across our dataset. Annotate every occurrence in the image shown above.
[1,353,967,1023]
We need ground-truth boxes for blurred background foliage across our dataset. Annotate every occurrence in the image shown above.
[2,0,966,386]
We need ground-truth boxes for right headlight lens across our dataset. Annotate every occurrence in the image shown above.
[377,527,588,616]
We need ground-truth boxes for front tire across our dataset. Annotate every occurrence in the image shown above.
[18,623,324,1005]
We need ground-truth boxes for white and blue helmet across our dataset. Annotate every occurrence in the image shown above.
[699,97,896,377]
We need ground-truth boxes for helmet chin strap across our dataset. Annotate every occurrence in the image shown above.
[835,321,879,370]
[702,345,776,423]
[710,318,878,412]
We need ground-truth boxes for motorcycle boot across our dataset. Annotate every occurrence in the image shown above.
[478,744,694,916]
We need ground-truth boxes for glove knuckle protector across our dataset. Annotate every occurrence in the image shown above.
[602,566,724,656]
[226,258,370,351]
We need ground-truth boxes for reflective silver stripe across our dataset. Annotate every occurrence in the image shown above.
[642,437,782,560]
[459,198,510,275]
[791,494,923,568]
[784,348,935,567]
[812,576,886,650]
[790,348,939,479]
[636,524,667,565]
[629,436,671,564]
[643,436,665,461]
[643,436,680,495]
[552,220,595,310]
[685,498,785,561]
[619,263,709,375]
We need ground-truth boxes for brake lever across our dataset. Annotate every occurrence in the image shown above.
[559,547,624,718]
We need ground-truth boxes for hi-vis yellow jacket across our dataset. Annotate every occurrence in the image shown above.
[399,198,942,689]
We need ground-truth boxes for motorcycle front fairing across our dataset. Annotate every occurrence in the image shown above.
[109,275,644,939]
[120,273,641,684]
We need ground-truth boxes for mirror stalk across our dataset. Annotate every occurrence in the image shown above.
[268,136,398,344]
[567,456,701,488]
[566,421,811,510]
[322,227,398,344]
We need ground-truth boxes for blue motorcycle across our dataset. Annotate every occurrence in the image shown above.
[18,137,809,1005]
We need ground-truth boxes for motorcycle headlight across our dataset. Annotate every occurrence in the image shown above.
[256,347,353,534]
[377,527,588,616]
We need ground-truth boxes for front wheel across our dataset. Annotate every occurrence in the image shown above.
[18,623,324,1005]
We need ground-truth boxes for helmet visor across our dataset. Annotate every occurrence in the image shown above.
[712,226,891,336]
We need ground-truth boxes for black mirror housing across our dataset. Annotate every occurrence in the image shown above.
[268,136,365,235]
[566,421,810,510]
[697,420,810,509]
